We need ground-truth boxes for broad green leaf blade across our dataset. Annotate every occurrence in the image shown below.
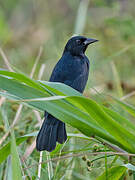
[11,130,22,180]
[112,97,135,117]
[66,96,135,153]
[0,76,49,104]
[0,91,21,100]
[103,106,135,133]
[17,96,66,102]
[0,136,27,164]
[67,133,92,140]
[0,70,81,97]
[96,166,127,180]
[39,81,82,96]
[123,163,135,171]
[1,73,135,153]
[4,157,12,180]
[0,75,117,148]
[0,70,47,93]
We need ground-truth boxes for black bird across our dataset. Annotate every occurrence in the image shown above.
[36,36,98,151]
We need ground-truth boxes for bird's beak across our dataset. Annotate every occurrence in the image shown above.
[84,38,98,45]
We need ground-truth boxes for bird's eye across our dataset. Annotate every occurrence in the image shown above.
[82,41,86,45]
[76,39,81,45]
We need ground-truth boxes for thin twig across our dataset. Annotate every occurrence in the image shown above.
[22,139,36,161]
[38,64,46,80]
[11,105,23,128]
[33,110,42,124]
[0,131,9,146]
[23,151,135,170]
[0,47,14,72]
[22,159,32,180]
[0,48,14,107]
[111,61,123,97]
[0,105,23,147]
[36,63,46,179]
[30,46,43,78]
[120,91,135,101]
[46,151,53,180]
[0,97,6,107]
[96,136,126,154]
[37,151,43,179]
[37,118,43,179]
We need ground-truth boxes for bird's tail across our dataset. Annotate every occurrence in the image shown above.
[36,115,67,152]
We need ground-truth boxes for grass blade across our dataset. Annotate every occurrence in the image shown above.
[11,130,22,180]
[97,166,127,180]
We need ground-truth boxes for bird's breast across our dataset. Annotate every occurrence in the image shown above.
[67,57,89,75]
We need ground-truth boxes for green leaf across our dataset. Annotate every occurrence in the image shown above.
[0,131,39,165]
[1,71,135,153]
[67,133,92,140]
[0,70,81,97]
[0,91,21,100]
[103,106,135,133]
[0,136,27,164]
[39,81,82,96]
[123,163,135,171]
[67,96,135,153]
[96,166,127,180]
[0,75,117,147]
[112,97,135,117]
[11,130,22,180]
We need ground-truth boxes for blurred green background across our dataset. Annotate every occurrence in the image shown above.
[1,0,135,95]
[1,0,135,179]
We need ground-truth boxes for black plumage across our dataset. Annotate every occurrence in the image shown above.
[36,35,98,151]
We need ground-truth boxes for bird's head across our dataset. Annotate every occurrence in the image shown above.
[64,36,98,56]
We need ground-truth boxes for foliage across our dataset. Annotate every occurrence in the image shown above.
[0,0,135,179]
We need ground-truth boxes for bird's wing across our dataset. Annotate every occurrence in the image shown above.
[49,61,66,83]
[65,57,89,93]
